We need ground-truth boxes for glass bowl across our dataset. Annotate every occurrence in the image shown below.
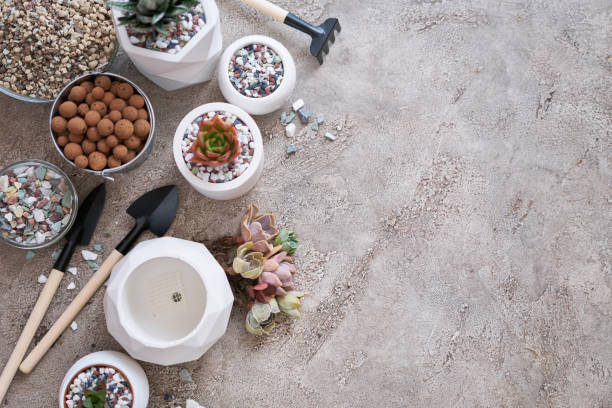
[0,160,78,249]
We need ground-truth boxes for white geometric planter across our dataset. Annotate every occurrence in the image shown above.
[59,351,149,408]
[113,0,222,91]
[104,237,234,365]
[173,102,264,200]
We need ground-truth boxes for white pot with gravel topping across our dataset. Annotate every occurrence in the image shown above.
[59,351,149,408]
[218,35,296,115]
[110,0,222,91]
[173,102,264,200]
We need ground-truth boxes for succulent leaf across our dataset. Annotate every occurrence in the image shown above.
[232,244,264,280]
[246,308,275,336]
[273,229,299,255]
[240,204,279,243]
[188,115,241,167]
[108,0,198,34]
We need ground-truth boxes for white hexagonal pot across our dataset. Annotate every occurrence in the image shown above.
[103,237,233,366]
[112,0,222,91]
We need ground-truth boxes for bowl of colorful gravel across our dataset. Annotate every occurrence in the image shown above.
[173,102,264,200]
[0,160,78,249]
[218,35,296,115]
[59,350,149,408]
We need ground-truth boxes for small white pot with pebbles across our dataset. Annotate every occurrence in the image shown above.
[110,0,222,91]
[218,35,296,115]
[173,102,264,200]
[59,350,149,408]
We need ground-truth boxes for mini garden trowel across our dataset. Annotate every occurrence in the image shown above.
[240,0,341,64]
[0,183,106,404]
[19,185,179,375]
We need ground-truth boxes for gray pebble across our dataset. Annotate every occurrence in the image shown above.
[286,143,297,154]
[298,109,311,124]
[179,368,193,382]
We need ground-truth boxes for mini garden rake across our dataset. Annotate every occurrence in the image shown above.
[240,0,341,64]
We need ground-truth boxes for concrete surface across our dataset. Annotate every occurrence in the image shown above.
[0,0,610,407]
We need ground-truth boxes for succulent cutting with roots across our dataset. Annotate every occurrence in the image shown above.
[228,204,307,336]
[109,0,199,35]
[188,114,241,167]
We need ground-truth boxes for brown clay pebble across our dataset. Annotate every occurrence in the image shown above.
[85,93,94,105]
[125,135,141,150]
[103,92,115,106]
[84,111,101,127]
[117,83,134,100]
[68,133,84,143]
[51,116,67,134]
[105,135,119,148]
[112,145,128,161]
[137,109,148,120]
[68,86,87,103]
[59,101,77,119]
[88,152,107,171]
[57,135,69,147]
[126,149,136,162]
[115,119,134,139]
[128,94,145,109]
[122,106,138,122]
[81,139,96,155]
[95,75,111,91]
[80,81,94,93]
[107,156,122,168]
[77,103,90,116]
[97,118,114,137]
[90,101,107,116]
[97,139,111,154]
[67,117,87,135]
[64,143,83,160]
[110,81,121,95]
[108,110,122,123]
[91,87,105,101]
[87,127,101,142]
[74,155,89,169]
[133,119,150,139]
[109,98,127,112]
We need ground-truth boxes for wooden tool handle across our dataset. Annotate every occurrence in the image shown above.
[240,0,288,22]
[0,269,64,403]
[19,250,123,374]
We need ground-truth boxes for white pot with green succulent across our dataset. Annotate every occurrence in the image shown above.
[109,0,222,91]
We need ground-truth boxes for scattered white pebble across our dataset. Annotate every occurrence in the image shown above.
[285,123,296,138]
[336,124,343,131]
[70,321,78,331]
[325,132,337,141]
[67,267,77,275]
[81,250,98,261]
[38,274,47,284]
[292,99,304,112]
[186,399,206,408]
[67,282,76,290]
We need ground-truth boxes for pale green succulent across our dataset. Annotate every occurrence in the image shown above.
[232,242,264,279]
[108,0,199,34]
[245,299,279,336]
[273,229,299,256]
[277,291,308,319]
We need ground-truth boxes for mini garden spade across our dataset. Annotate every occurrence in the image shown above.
[0,183,106,404]
[240,0,341,64]
[19,185,179,375]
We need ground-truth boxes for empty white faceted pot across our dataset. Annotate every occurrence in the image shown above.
[59,351,149,408]
[104,237,233,366]
[113,0,222,91]
[218,35,296,115]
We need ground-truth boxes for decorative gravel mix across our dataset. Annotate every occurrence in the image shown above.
[64,365,133,408]
[0,163,74,246]
[182,111,254,183]
[127,3,205,54]
[0,0,116,99]
[228,44,284,98]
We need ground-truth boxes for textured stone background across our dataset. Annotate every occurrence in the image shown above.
[0,0,610,407]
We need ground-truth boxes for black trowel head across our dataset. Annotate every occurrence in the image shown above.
[126,185,178,236]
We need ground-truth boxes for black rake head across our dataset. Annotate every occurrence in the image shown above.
[311,18,341,64]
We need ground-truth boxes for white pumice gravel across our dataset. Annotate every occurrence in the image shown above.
[292,98,304,112]
[0,0,116,99]
[67,267,77,275]
[285,123,296,138]
[81,249,98,261]
[67,281,76,290]
[70,321,78,331]
[37,274,47,284]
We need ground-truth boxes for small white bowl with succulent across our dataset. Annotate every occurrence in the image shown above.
[109,0,222,91]
[173,102,264,200]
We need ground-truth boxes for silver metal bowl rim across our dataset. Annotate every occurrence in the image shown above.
[49,72,156,179]
[0,40,119,104]
[0,159,79,250]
